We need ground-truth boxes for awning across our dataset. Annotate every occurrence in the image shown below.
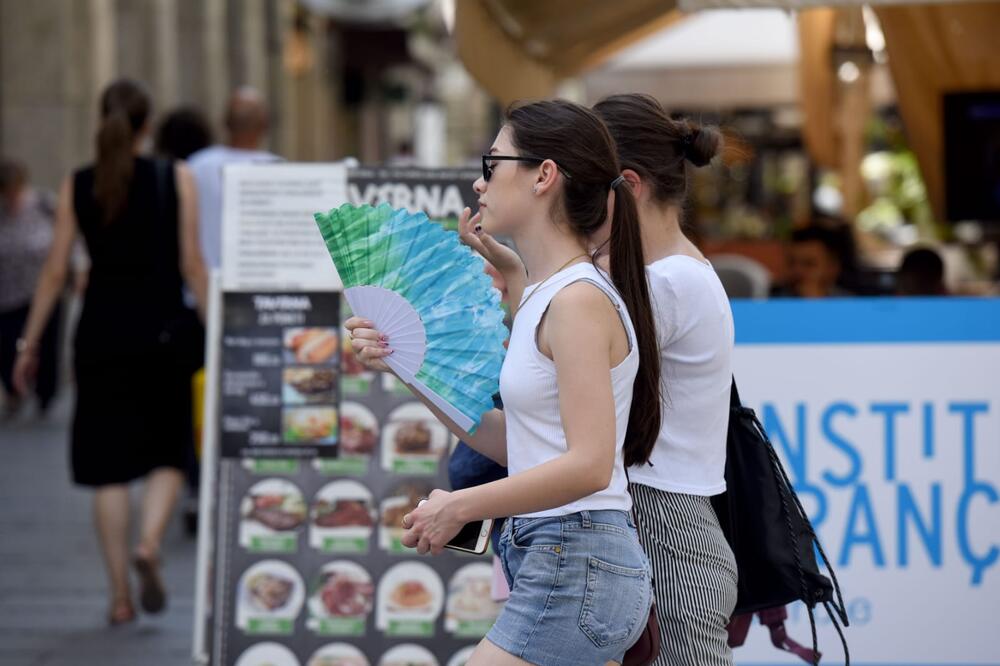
[454,0,682,105]
[584,8,802,108]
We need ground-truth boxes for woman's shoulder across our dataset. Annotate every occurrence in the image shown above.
[648,255,724,298]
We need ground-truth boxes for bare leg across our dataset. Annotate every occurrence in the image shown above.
[94,485,134,623]
[467,638,537,666]
[137,467,183,556]
[466,638,623,666]
[133,467,183,613]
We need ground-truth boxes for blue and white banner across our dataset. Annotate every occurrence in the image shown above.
[731,298,1000,666]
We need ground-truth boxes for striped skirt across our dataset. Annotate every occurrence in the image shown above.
[629,483,738,666]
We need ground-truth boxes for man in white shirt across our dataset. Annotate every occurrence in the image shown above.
[187,87,281,270]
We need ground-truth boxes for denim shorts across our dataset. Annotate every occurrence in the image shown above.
[487,510,653,666]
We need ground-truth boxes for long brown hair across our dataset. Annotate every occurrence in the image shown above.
[593,93,722,206]
[505,100,661,467]
[94,79,151,223]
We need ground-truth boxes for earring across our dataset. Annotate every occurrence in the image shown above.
[532,185,539,194]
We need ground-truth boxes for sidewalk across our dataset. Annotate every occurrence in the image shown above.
[0,395,197,666]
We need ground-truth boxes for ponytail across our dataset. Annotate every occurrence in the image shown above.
[609,183,661,467]
[505,99,662,465]
[93,79,151,224]
[94,110,135,224]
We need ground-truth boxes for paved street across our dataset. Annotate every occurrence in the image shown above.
[0,395,197,666]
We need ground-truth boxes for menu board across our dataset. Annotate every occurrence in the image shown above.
[221,293,342,461]
[212,300,502,664]
[204,164,502,666]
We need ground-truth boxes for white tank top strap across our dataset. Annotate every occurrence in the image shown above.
[559,275,634,353]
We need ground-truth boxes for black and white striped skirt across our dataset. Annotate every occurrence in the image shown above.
[630,483,738,666]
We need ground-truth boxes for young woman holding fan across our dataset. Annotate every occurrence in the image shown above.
[346,99,660,666]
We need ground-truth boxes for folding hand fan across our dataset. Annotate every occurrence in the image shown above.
[314,202,507,433]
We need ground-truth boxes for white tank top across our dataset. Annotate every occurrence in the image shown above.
[628,255,734,495]
[499,262,638,518]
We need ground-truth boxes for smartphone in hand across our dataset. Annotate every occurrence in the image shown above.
[414,499,494,555]
[444,518,494,555]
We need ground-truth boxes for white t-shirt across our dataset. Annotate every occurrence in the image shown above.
[500,263,638,518]
[187,145,281,269]
[628,255,734,495]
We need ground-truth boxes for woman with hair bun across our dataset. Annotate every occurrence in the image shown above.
[14,79,208,625]
[591,93,737,666]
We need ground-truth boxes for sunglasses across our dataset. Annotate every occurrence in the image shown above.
[481,154,571,182]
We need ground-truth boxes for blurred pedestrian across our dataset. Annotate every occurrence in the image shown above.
[155,107,214,161]
[155,105,213,536]
[772,225,854,298]
[896,246,947,296]
[13,79,208,626]
[188,86,281,270]
[0,158,60,417]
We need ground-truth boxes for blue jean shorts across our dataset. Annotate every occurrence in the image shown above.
[487,510,653,666]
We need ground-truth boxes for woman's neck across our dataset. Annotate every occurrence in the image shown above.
[639,201,706,264]
[513,219,590,284]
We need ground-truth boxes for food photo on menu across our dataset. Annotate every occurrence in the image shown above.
[380,402,449,475]
[375,561,444,638]
[234,641,301,666]
[339,401,378,458]
[284,327,339,365]
[379,480,433,553]
[239,478,307,553]
[283,366,338,404]
[307,560,375,637]
[283,406,338,445]
[377,643,440,666]
[445,563,502,637]
[307,642,370,666]
[236,560,305,636]
[310,480,376,554]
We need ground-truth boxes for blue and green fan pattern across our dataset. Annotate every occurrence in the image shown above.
[314,202,507,432]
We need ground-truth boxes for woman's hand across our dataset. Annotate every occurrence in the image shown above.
[12,348,39,396]
[400,489,465,555]
[344,316,393,373]
[458,207,524,279]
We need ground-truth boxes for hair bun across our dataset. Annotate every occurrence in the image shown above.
[682,124,722,168]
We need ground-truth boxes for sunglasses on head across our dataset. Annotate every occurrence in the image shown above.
[481,154,572,182]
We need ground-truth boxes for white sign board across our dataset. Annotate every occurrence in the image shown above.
[221,163,347,291]
[730,298,1000,665]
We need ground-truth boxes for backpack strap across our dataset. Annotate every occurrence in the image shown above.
[758,606,821,665]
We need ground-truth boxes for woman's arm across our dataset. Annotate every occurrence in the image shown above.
[402,283,621,553]
[346,316,508,464]
[12,177,77,393]
[176,162,208,319]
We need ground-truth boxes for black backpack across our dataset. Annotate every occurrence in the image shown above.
[710,379,850,665]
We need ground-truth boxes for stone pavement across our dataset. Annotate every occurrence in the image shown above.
[0,395,197,666]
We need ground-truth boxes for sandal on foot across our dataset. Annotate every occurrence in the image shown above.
[132,553,167,614]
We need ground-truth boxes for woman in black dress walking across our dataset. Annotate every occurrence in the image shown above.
[14,79,207,625]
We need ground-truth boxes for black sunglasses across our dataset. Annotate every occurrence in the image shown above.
[481,154,571,182]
